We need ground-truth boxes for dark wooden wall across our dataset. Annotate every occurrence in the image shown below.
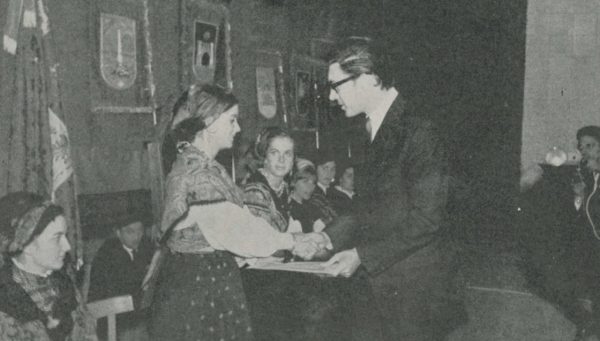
[0,0,528,239]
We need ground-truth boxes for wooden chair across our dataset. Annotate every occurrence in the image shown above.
[87,295,134,341]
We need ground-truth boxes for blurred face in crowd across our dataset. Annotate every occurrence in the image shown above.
[293,174,317,201]
[117,221,144,250]
[317,161,336,187]
[579,135,600,171]
[264,136,295,179]
[339,167,355,192]
[22,215,71,273]
[195,105,241,152]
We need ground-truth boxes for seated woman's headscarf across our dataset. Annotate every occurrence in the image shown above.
[0,192,59,268]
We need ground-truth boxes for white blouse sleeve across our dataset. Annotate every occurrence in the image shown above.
[175,202,294,258]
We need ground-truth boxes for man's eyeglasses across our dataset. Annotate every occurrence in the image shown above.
[328,74,358,92]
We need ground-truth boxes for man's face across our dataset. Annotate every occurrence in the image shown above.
[328,63,363,117]
[317,161,336,187]
[117,221,144,250]
[579,135,600,171]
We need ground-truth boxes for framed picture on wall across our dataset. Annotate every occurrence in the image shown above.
[180,0,232,91]
[290,54,328,131]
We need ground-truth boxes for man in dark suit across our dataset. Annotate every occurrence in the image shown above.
[322,38,456,341]
[89,214,154,339]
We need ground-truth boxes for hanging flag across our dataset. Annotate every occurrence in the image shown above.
[256,66,277,119]
[49,108,73,199]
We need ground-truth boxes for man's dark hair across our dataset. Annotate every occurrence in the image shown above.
[330,37,395,89]
[577,125,600,145]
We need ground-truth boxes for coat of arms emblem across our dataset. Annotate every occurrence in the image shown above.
[100,13,137,90]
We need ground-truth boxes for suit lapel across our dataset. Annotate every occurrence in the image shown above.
[366,97,409,178]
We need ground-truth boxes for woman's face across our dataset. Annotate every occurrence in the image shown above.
[195,105,241,151]
[263,136,294,179]
[579,135,600,171]
[317,161,336,186]
[293,175,317,201]
[339,167,355,192]
[23,215,71,273]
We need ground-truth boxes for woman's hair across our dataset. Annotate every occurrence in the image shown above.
[162,85,238,173]
[577,125,600,146]
[0,192,63,258]
[291,164,317,187]
[253,126,294,163]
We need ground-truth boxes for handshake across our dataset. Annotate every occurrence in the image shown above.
[290,232,331,260]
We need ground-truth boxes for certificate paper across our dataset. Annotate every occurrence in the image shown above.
[248,259,336,276]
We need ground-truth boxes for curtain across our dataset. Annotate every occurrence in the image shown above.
[1,0,82,265]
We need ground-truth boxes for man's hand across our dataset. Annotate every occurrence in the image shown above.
[324,248,361,277]
[291,232,331,260]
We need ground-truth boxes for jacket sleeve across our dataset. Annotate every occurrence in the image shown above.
[357,121,448,276]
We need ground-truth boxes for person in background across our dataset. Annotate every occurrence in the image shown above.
[88,212,154,340]
[308,150,338,230]
[327,158,357,216]
[289,159,321,233]
[151,85,324,341]
[0,192,96,341]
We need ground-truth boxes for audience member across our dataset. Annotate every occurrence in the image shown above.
[327,158,357,215]
[0,192,96,341]
[88,212,154,340]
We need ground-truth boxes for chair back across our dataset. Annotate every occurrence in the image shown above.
[87,295,134,341]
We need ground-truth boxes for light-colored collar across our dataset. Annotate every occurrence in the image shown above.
[365,87,398,142]
[317,182,329,195]
[334,185,354,199]
[12,258,52,278]
[122,244,135,260]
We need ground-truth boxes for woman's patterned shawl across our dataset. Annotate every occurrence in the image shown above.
[161,146,244,252]
[243,171,289,232]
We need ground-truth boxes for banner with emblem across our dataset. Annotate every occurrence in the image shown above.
[180,0,232,90]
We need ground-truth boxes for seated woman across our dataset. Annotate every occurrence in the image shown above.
[289,159,322,233]
[242,128,355,341]
[0,192,95,341]
[151,85,321,341]
[327,158,357,216]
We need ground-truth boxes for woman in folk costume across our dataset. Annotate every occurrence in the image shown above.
[0,192,96,341]
[150,85,322,341]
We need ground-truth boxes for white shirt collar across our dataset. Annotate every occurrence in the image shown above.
[122,244,135,260]
[317,182,329,195]
[365,87,398,142]
[334,185,354,199]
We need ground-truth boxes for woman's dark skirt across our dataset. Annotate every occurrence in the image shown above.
[151,251,253,341]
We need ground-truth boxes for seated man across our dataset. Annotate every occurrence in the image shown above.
[327,158,357,216]
[88,212,154,339]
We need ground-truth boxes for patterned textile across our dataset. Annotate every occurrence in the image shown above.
[12,263,59,317]
[161,145,244,252]
[151,251,253,341]
[0,263,96,341]
[243,171,289,232]
[7,201,51,254]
